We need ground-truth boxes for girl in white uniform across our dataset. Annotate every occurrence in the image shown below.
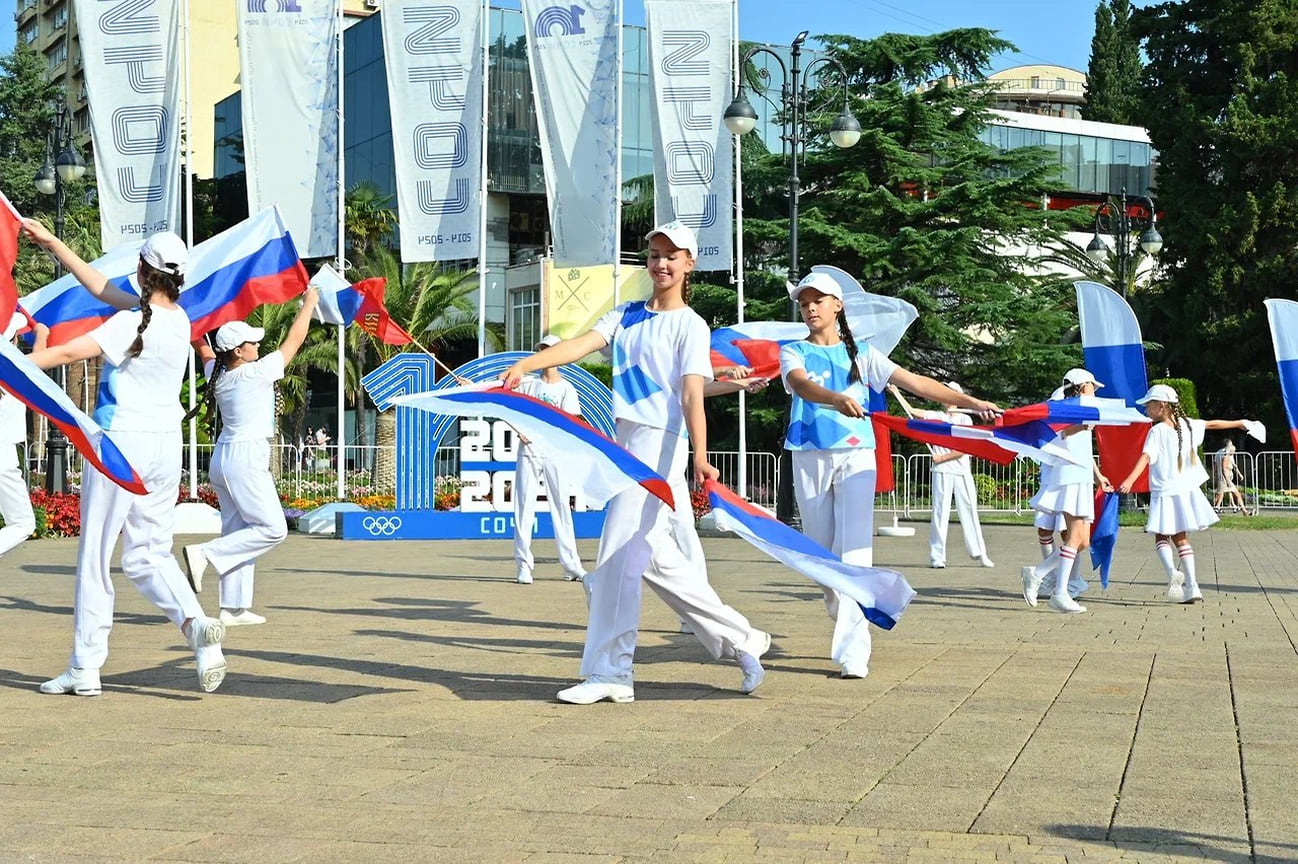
[512,334,586,585]
[0,316,45,559]
[502,220,771,705]
[1118,384,1257,603]
[1021,368,1113,614]
[779,271,998,678]
[21,221,226,696]
[182,290,318,624]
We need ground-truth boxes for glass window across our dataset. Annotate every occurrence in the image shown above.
[509,286,541,351]
[47,39,67,70]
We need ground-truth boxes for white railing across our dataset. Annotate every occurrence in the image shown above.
[902,453,1039,516]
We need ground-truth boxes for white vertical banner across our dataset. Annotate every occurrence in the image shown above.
[236,0,340,259]
[381,0,484,263]
[74,0,183,250]
[646,0,733,272]
[522,0,621,267]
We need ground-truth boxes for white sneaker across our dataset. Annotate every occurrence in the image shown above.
[1048,593,1086,614]
[840,664,868,679]
[556,675,634,704]
[1182,585,1203,604]
[929,560,946,569]
[219,608,266,626]
[182,544,207,593]
[977,555,995,568]
[736,631,771,694]
[1166,580,1187,603]
[1021,565,1044,607]
[1068,574,1089,596]
[186,617,227,693]
[563,570,586,582]
[516,570,533,585]
[39,667,101,696]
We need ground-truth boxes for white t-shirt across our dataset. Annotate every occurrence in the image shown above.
[921,409,972,475]
[0,393,26,446]
[591,301,712,436]
[91,306,190,431]
[517,374,580,416]
[1144,417,1210,495]
[1041,427,1093,488]
[204,351,286,442]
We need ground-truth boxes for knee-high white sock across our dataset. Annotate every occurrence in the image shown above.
[1155,540,1177,577]
[1039,535,1056,561]
[1053,547,1078,600]
[1179,546,1198,592]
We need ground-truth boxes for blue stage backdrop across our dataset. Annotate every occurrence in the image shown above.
[340,352,613,540]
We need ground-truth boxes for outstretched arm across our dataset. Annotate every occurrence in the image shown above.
[278,287,319,366]
[888,367,999,421]
[500,331,608,388]
[28,333,102,370]
[1118,454,1150,493]
[21,218,140,311]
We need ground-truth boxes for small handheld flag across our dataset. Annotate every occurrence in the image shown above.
[1089,490,1119,589]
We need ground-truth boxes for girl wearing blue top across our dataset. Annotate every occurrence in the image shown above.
[779,271,997,679]
[502,221,771,705]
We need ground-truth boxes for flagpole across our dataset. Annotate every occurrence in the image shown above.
[335,0,346,501]
[476,0,489,357]
[611,0,623,307]
[183,0,198,501]
[732,0,746,500]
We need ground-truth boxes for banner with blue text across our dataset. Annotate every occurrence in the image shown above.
[236,0,340,259]
[523,0,621,267]
[646,0,733,272]
[381,0,485,262]
[74,0,182,250]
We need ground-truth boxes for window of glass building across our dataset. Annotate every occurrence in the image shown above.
[509,286,541,351]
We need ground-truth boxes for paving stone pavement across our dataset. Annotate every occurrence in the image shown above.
[2,523,1296,863]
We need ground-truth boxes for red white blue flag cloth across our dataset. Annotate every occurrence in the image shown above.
[20,206,308,346]
[1089,490,1119,589]
[705,480,915,629]
[1266,298,1298,456]
[872,412,1085,467]
[309,264,413,346]
[1000,396,1152,428]
[0,338,146,494]
[390,383,674,509]
[0,192,21,322]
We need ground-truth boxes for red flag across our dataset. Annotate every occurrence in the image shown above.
[872,416,896,493]
[352,277,414,346]
[0,193,22,321]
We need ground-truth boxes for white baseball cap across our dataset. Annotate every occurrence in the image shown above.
[1062,367,1104,389]
[788,271,844,302]
[139,231,188,277]
[945,381,964,394]
[214,320,265,351]
[645,220,698,258]
[1136,383,1179,405]
[3,310,26,341]
[535,333,560,350]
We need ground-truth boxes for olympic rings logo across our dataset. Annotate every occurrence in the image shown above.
[361,516,403,536]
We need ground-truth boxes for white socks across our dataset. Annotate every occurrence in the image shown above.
[1179,546,1198,594]
[1054,547,1078,600]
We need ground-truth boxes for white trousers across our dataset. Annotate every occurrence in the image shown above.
[72,430,204,670]
[929,469,987,563]
[792,448,875,672]
[512,443,583,577]
[202,438,288,609]
[0,443,35,557]
[580,420,766,680]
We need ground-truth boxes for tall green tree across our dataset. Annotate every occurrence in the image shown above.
[1083,0,1143,125]
[1132,0,1298,426]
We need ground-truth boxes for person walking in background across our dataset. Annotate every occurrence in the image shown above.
[889,382,994,570]
[512,334,586,585]
[0,316,47,560]
[1212,438,1250,515]
[21,220,226,696]
[182,288,319,626]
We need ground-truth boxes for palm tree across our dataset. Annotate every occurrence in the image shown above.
[1036,233,1158,298]
[344,181,397,265]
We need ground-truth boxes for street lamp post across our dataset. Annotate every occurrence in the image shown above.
[1085,187,1163,298]
[33,101,87,494]
[724,32,861,524]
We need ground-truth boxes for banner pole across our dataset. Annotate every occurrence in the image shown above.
[183,0,198,500]
[336,0,346,501]
[477,0,489,357]
[732,0,747,499]
[612,0,623,307]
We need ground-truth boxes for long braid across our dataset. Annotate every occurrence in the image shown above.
[125,264,184,359]
[681,272,692,306]
[127,290,153,359]
[1169,402,1188,471]
[183,349,233,438]
[836,308,863,384]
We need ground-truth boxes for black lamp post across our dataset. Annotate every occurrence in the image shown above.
[33,101,87,494]
[724,33,861,524]
[1085,187,1162,298]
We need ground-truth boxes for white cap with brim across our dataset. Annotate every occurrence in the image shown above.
[788,271,844,302]
[1062,367,1104,389]
[645,220,699,259]
[535,334,560,350]
[139,231,188,277]
[1136,383,1179,405]
[3,310,25,342]
[214,320,266,351]
[945,381,964,394]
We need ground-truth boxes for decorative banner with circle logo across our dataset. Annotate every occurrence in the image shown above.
[74,0,183,250]
[522,0,621,267]
[236,0,340,259]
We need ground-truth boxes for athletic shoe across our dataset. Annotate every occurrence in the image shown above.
[1048,593,1086,614]
[1068,574,1089,596]
[977,555,995,568]
[736,630,771,694]
[219,608,266,626]
[1166,580,1187,603]
[563,570,586,582]
[1021,565,1044,607]
[186,616,227,693]
[1183,586,1203,604]
[929,560,946,569]
[516,570,533,585]
[39,667,101,696]
[556,675,634,704]
[840,664,868,679]
[182,544,207,593]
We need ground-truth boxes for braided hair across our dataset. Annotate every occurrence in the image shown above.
[836,308,863,385]
[126,261,184,359]
[1167,400,1190,471]
[183,348,234,439]
[681,272,692,306]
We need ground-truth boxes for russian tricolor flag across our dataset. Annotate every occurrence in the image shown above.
[1000,396,1151,427]
[0,192,21,321]
[390,383,674,509]
[1265,298,1298,455]
[20,206,308,345]
[0,338,146,494]
[872,412,1084,467]
[310,264,413,346]
[706,480,916,629]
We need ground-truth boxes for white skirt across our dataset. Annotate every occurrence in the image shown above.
[1030,481,1094,521]
[1145,488,1220,534]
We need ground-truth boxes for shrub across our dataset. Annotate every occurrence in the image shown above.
[28,489,81,537]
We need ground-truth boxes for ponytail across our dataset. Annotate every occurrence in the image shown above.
[681,272,692,306]
[1169,402,1189,471]
[183,348,234,438]
[836,308,863,385]
[125,262,184,360]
